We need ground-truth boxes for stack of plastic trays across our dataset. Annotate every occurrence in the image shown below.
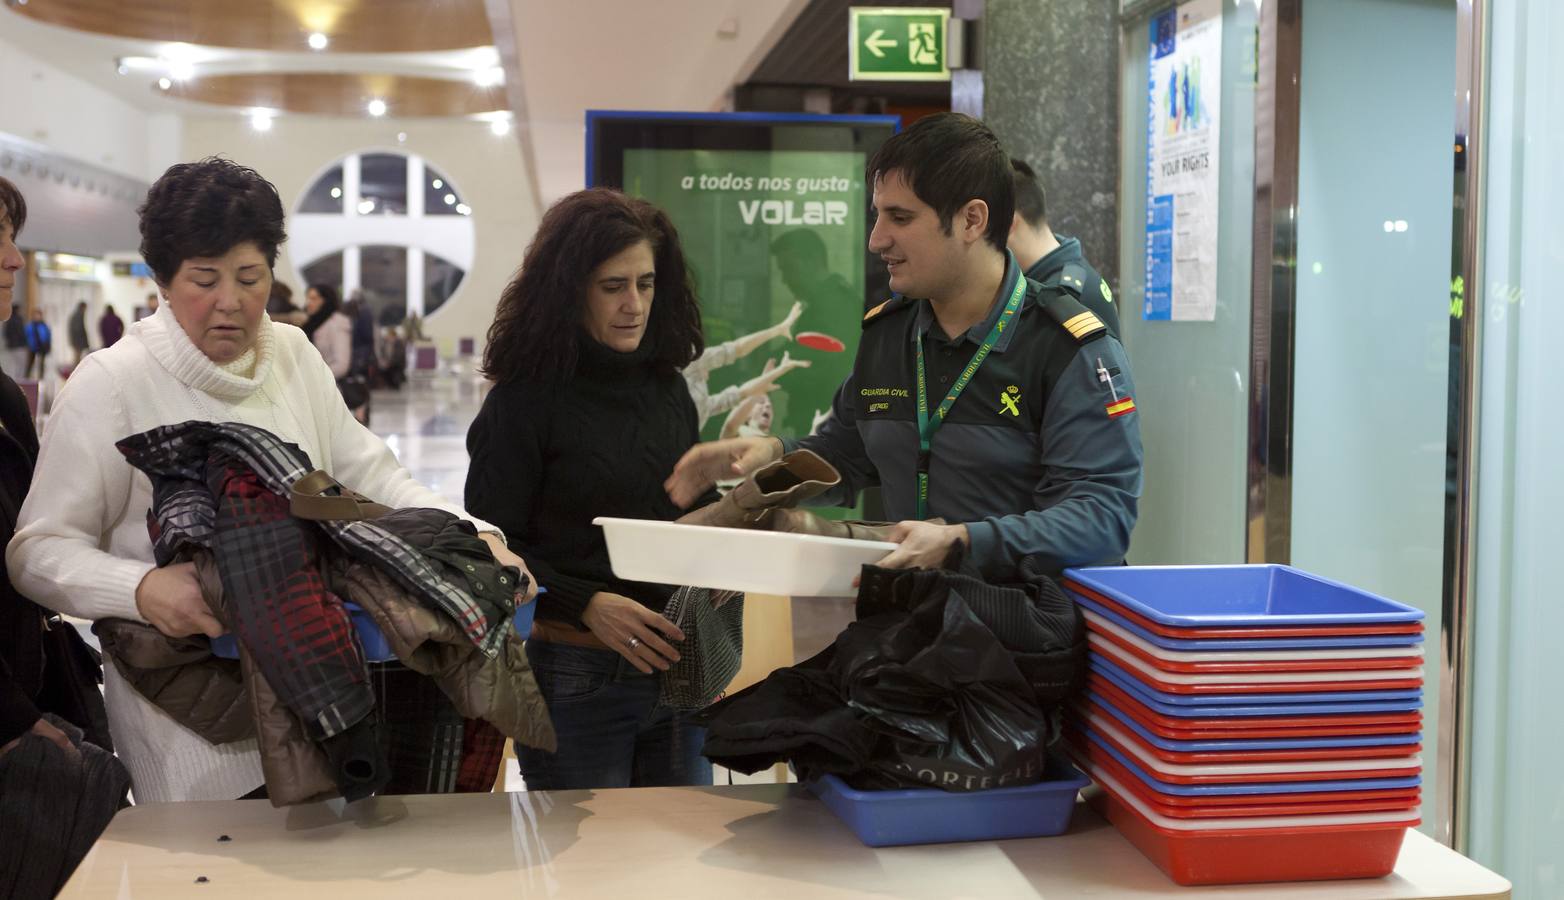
[1058,565,1425,886]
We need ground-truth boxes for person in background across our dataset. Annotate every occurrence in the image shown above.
[302,283,352,379]
[266,280,305,328]
[378,325,406,391]
[141,291,159,320]
[2,305,25,378]
[22,309,49,380]
[67,301,90,365]
[347,296,376,381]
[97,304,124,349]
[0,174,129,899]
[466,187,713,791]
[1007,159,1121,339]
[6,158,534,803]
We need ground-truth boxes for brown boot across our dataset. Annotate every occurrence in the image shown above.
[759,509,943,542]
[677,449,841,529]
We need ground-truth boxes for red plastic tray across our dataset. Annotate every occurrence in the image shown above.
[1087,678,1424,737]
[1090,644,1424,694]
[1082,745,1421,818]
[1088,786,1414,885]
[1070,700,1424,763]
[1064,723,1421,785]
[1087,621,1424,674]
[1063,739,1424,806]
[1065,581,1426,638]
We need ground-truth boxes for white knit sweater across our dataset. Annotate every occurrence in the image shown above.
[6,307,499,802]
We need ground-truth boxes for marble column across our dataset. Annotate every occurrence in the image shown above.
[980,0,1121,285]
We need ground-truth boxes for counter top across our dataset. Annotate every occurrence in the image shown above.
[60,784,1510,899]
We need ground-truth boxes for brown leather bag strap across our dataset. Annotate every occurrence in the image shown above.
[289,470,394,521]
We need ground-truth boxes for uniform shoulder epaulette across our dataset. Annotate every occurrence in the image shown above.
[863,296,913,326]
[1038,280,1109,345]
[1055,262,1093,296]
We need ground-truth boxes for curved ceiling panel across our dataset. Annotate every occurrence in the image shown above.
[163,73,506,117]
[9,0,491,53]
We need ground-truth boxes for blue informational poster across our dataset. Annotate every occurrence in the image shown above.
[1144,0,1223,322]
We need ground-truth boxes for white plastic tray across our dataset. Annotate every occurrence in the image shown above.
[1082,714,1422,776]
[1088,636,1426,685]
[1084,609,1426,662]
[594,517,897,598]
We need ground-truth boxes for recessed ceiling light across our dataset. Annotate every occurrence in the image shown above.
[444,193,456,206]
[456,203,472,216]
[308,32,329,51]
[249,111,273,132]
[330,187,342,199]
[431,179,443,189]
[474,66,504,88]
[489,118,511,136]
[158,77,172,91]
[367,98,387,117]
[168,60,195,81]
[357,199,376,215]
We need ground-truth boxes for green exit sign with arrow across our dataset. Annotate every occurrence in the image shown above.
[849,7,951,82]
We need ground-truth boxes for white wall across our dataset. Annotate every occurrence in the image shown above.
[0,27,176,183]
[181,115,540,356]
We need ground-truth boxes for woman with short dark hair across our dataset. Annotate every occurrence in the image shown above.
[7,158,535,802]
[466,187,714,790]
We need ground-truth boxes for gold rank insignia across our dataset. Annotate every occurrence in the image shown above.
[1101,279,1114,304]
[1060,310,1105,340]
[999,385,1021,416]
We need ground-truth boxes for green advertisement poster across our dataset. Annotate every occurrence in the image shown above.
[624,149,866,447]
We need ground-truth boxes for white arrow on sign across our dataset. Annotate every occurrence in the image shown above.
[864,28,898,58]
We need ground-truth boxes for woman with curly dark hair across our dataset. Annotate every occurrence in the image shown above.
[466,187,715,790]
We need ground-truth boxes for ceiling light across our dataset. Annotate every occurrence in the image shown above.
[1382,221,1394,233]
[308,32,329,51]
[158,77,172,91]
[1394,220,1408,233]
[396,132,407,144]
[168,60,195,81]
[366,98,387,118]
[474,66,504,88]
[249,111,273,132]
[357,199,376,215]
[489,118,511,136]
[456,204,472,216]
[431,179,443,189]
[330,187,342,199]
[444,193,456,206]
[116,63,129,76]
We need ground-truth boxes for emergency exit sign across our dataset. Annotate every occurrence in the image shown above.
[849,7,951,81]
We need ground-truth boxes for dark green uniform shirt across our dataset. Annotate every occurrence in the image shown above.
[1024,235,1122,339]
[787,253,1144,580]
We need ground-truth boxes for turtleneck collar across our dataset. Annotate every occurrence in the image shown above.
[132,305,275,402]
[575,332,655,384]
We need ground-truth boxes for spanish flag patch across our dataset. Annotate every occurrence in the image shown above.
[1106,396,1136,419]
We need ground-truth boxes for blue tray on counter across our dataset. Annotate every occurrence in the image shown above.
[1062,564,1424,628]
[809,754,1089,847]
[1070,592,1425,652]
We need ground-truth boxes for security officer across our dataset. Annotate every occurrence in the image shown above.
[666,113,1142,580]
[1007,159,1122,339]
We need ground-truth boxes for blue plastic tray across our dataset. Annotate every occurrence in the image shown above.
[809,755,1089,847]
[1070,728,1423,797]
[1089,657,1422,706]
[1072,592,1425,651]
[212,591,541,661]
[1063,565,1424,627]
[1093,664,1424,718]
[1082,690,1421,752]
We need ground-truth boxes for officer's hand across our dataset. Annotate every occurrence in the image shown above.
[135,563,225,639]
[665,437,782,509]
[873,521,971,572]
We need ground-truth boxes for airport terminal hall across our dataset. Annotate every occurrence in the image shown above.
[0,0,1557,897]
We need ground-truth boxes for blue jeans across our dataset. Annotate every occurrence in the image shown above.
[518,640,712,791]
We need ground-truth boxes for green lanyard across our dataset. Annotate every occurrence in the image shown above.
[913,272,1027,519]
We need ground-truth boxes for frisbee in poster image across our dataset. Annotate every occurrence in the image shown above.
[1073,593,1425,651]
[1088,638,1425,691]
[795,331,846,352]
[1061,564,1425,628]
[1069,581,1424,639]
[1083,609,1425,673]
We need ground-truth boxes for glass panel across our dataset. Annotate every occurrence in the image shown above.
[424,251,465,316]
[358,244,408,325]
[358,153,408,216]
[1290,0,1456,836]
[1115,0,1257,565]
[299,252,343,296]
[298,164,344,214]
[424,164,465,217]
[1466,1,1564,894]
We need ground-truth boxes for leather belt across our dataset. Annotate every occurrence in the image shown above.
[529,619,612,651]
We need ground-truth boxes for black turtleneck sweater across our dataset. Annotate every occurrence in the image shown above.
[464,338,716,628]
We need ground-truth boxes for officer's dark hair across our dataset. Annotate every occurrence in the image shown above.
[866,112,1013,253]
[483,187,704,385]
[1011,159,1048,228]
[0,176,25,237]
[138,157,287,286]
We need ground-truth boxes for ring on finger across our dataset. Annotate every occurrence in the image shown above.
[627,636,642,650]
